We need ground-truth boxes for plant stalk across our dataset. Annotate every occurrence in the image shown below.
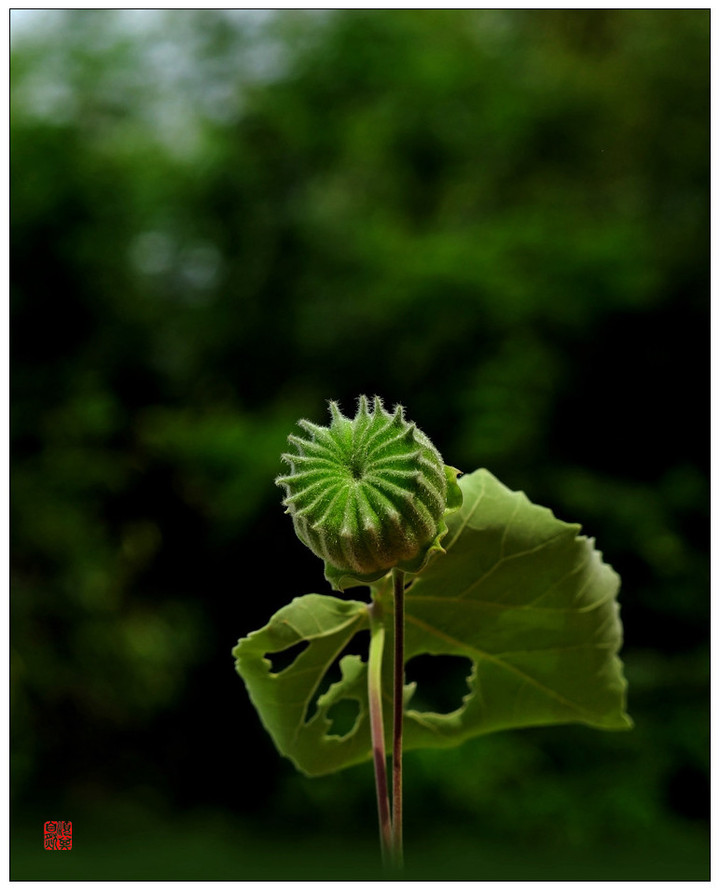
[391,568,405,869]
[367,599,393,867]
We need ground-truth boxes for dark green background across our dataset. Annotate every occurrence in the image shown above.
[11,9,708,880]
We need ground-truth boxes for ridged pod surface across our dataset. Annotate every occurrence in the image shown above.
[276,396,462,589]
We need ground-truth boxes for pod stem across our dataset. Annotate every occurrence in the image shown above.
[391,567,405,869]
[367,599,393,867]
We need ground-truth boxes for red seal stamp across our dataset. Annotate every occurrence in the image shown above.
[43,821,72,851]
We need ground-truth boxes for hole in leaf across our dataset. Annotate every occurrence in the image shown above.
[325,699,361,738]
[304,629,370,724]
[404,654,473,714]
[266,640,309,675]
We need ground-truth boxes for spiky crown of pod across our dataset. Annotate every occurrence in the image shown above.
[276,396,463,590]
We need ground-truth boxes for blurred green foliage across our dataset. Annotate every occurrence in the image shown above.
[11,9,708,880]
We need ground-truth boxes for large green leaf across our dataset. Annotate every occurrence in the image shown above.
[401,468,631,750]
[233,468,631,777]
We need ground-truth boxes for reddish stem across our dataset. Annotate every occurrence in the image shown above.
[391,568,405,868]
[367,600,393,866]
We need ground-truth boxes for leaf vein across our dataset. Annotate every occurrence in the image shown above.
[405,613,596,719]
[494,642,617,658]
[499,495,522,559]
[444,472,487,551]
[405,590,617,614]
[456,528,571,599]
[525,551,593,608]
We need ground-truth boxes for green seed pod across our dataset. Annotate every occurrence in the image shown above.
[276,396,463,590]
